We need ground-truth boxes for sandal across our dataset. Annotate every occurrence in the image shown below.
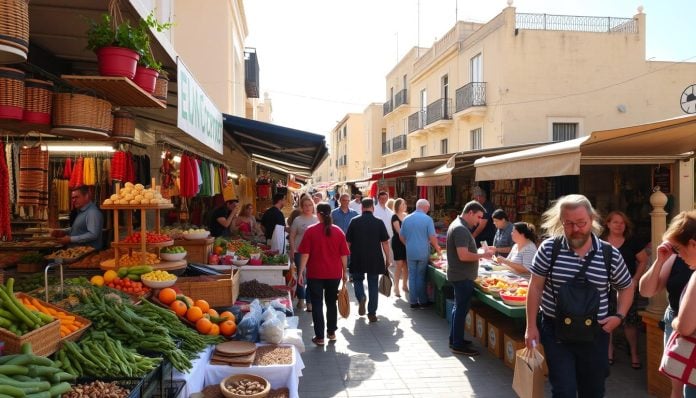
[312,337,325,346]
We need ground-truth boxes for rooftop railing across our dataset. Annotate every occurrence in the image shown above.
[515,13,637,33]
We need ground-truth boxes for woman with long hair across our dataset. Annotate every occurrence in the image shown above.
[289,195,318,311]
[391,198,409,297]
[492,209,514,256]
[641,210,696,398]
[233,203,261,237]
[297,203,350,346]
[601,211,649,368]
[495,222,537,275]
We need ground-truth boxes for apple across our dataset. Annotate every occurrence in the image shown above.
[248,258,263,266]
[222,255,234,265]
[208,254,219,265]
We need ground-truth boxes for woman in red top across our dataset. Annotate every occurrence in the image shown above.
[298,203,350,346]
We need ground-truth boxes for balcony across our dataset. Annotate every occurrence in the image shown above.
[515,13,637,33]
[391,134,407,152]
[394,89,408,110]
[426,98,452,125]
[408,111,425,134]
[383,100,393,116]
[455,82,486,118]
[244,48,260,98]
[381,141,391,155]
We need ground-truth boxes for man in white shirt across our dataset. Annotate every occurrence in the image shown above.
[373,191,394,240]
[348,193,363,214]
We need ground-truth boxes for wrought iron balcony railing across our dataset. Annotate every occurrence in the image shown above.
[394,89,408,109]
[383,100,393,116]
[408,111,425,133]
[515,13,637,33]
[391,134,407,152]
[426,98,452,125]
[455,82,486,113]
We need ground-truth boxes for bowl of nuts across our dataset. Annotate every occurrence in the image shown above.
[220,374,270,398]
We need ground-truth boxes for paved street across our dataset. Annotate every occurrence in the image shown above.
[296,286,653,398]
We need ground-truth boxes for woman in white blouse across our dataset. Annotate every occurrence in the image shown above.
[495,222,537,275]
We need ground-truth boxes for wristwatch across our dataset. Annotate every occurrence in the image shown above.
[614,313,626,324]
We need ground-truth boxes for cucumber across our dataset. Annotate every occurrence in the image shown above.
[0,364,29,376]
[126,273,141,281]
[128,265,153,275]
[117,267,129,278]
[0,384,24,397]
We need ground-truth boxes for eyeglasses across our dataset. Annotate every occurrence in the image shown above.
[562,220,589,229]
[671,245,681,255]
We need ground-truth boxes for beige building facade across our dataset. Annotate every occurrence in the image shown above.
[330,108,381,184]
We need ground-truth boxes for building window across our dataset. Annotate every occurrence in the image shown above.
[420,145,427,157]
[470,53,482,82]
[471,128,482,150]
[552,123,577,141]
[440,139,448,154]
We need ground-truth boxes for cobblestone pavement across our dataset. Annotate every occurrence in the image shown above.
[296,285,654,398]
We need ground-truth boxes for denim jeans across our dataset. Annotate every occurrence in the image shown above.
[294,253,310,300]
[407,258,429,305]
[449,279,475,348]
[306,278,340,339]
[540,315,609,398]
[351,272,379,315]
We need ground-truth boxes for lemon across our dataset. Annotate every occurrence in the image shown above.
[103,270,118,283]
[90,275,105,286]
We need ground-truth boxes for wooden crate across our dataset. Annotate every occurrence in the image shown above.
[642,312,672,398]
[15,292,91,343]
[174,268,240,307]
[503,331,525,369]
[173,237,214,264]
[0,318,60,356]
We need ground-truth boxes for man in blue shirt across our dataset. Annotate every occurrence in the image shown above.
[53,186,104,250]
[399,199,442,309]
[331,193,358,234]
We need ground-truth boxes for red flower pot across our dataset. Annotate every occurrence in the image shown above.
[132,66,159,94]
[96,46,140,79]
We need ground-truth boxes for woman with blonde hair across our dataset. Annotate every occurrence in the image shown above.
[391,198,409,297]
[289,194,318,311]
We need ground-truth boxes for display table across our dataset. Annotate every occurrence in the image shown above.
[473,289,525,319]
[174,344,304,398]
[426,264,450,317]
[236,264,290,285]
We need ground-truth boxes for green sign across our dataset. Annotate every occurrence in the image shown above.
[177,58,224,154]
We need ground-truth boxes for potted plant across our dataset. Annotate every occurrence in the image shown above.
[87,14,148,79]
[132,12,173,94]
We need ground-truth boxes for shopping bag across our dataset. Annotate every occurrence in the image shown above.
[659,331,696,386]
[512,347,545,398]
[378,273,392,297]
[270,224,286,254]
[338,283,350,318]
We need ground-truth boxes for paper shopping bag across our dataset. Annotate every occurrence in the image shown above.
[378,273,392,297]
[512,347,545,398]
[338,283,350,318]
[270,224,286,254]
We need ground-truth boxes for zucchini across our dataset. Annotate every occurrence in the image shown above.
[0,385,25,398]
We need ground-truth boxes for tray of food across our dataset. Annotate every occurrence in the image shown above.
[45,246,95,264]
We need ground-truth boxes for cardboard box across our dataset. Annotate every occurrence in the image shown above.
[465,308,475,337]
[474,311,491,347]
[487,319,508,358]
[174,268,240,307]
[503,331,525,369]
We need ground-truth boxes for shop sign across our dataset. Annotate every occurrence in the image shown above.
[177,58,223,154]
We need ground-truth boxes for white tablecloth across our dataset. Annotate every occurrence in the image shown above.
[174,344,304,398]
[173,345,214,398]
[205,344,304,398]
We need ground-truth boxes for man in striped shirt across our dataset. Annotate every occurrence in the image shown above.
[525,194,633,398]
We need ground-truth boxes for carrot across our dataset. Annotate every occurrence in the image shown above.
[60,325,70,336]
[65,323,79,332]
[30,298,50,315]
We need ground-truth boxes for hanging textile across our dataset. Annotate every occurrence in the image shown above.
[208,162,215,196]
[111,151,126,181]
[419,186,428,199]
[194,158,202,194]
[63,158,72,179]
[141,154,151,185]
[125,152,135,183]
[103,158,111,185]
[5,144,15,206]
[83,157,96,186]
[0,143,12,239]
[69,157,84,188]
[18,145,49,219]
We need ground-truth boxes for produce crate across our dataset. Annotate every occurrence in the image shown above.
[487,316,514,359]
[0,318,60,356]
[76,365,162,398]
[503,331,525,369]
[172,237,213,264]
[174,268,240,307]
[15,292,91,343]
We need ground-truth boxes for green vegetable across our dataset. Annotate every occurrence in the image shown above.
[0,385,25,397]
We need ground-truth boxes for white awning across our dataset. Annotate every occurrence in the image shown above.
[475,115,696,181]
[416,155,456,186]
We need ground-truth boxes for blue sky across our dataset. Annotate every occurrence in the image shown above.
[244,0,694,139]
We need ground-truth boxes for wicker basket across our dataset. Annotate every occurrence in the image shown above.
[174,269,240,307]
[15,292,92,343]
[22,78,53,124]
[51,92,113,138]
[0,318,60,356]
[0,0,29,64]
[220,374,270,398]
[112,110,135,140]
[154,75,168,106]
[17,262,42,273]
[0,66,25,120]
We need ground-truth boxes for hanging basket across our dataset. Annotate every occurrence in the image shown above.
[0,0,29,64]
[0,66,25,120]
[51,92,113,139]
[96,46,140,79]
[132,65,158,94]
[112,110,135,140]
[154,75,168,106]
[22,78,54,125]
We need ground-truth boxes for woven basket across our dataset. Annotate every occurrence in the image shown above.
[0,66,24,119]
[22,78,53,124]
[112,110,135,139]
[154,75,168,105]
[0,0,29,63]
[52,92,113,137]
[0,318,60,356]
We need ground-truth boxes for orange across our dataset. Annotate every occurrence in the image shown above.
[194,299,210,313]
[90,275,104,286]
[220,311,236,323]
[159,288,177,305]
[219,320,237,337]
[170,300,187,317]
[103,270,118,283]
[214,246,224,255]
[208,323,220,336]
[196,317,213,334]
[207,308,219,318]
[186,306,204,322]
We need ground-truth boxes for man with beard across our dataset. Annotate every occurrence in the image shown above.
[524,194,633,398]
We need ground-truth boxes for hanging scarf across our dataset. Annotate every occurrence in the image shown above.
[0,143,11,239]
[69,157,84,188]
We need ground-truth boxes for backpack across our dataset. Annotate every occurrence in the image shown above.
[547,237,613,343]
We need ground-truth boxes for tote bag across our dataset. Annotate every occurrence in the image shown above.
[659,331,696,386]
[338,283,350,318]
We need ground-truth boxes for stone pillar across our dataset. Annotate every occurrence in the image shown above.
[645,186,668,315]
